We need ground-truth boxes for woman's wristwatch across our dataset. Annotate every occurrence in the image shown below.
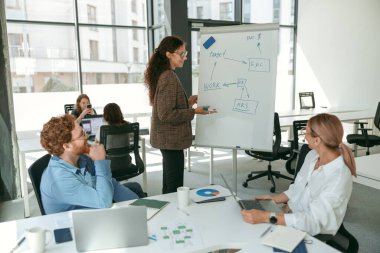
[269,212,278,224]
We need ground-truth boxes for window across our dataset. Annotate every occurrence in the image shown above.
[132,0,137,13]
[132,20,138,40]
[87,4,97,31]
[6,1,149,133]
[219,2,233,20]
[133,47,139,63]
[187,0,235,20]
[196,6,203,19]
[8,33,25,57]
[87,5,97,23]
[89,40,99,60]
[6,0,20,9]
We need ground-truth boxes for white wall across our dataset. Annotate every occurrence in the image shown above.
[296,0,380,109]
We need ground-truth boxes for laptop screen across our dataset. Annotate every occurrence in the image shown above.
[81,115,103,138]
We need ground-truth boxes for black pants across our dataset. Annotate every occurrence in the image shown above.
[160,149,184,194]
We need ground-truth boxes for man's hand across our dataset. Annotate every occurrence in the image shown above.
[88,143,106,160]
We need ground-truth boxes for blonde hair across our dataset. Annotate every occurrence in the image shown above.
[308,113,356,176]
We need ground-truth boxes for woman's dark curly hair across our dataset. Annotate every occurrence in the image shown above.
[40,114,75,155]
[103,103,128,126]
[144,36,185,104]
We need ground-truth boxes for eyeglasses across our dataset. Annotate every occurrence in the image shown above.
[71,128,88,142]
[300,127,318,138]
[175,50,188,58]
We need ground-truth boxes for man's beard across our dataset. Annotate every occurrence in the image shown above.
[74,143,90,155]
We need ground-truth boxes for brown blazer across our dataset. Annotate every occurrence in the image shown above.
[150,70,194,150]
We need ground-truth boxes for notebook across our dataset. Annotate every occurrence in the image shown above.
[261,225,306,252]
[220,173,281,212]
[72,206,148,252]
[81,115,103,141]
[130,198,169,220]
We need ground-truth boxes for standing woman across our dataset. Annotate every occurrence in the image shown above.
[144,36,213,194]
[71,94,97,122]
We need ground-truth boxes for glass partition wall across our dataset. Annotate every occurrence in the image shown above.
[6,0,296,131]
[6,0,150,131]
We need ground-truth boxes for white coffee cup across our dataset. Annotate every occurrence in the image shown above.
[177,186,190,209]
[26,227,52,253]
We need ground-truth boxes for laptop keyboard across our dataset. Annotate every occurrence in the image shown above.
[239,200,265,211]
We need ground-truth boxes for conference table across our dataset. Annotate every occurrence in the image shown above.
[0,190,339,253]
[16,129,149,218]
[201,107,376,193]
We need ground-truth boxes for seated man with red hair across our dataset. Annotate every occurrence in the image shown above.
[40,114,144,214]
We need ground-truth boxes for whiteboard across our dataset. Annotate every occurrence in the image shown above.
[195,24,278,151]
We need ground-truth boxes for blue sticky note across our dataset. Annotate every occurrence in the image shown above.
[203,36,216,49]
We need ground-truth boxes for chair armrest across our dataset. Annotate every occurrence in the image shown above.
[353,121,368,125]
[357,128,372,131]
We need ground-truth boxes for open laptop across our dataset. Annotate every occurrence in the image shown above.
[81,115,103,141]
[72,206,148,252]
[220,173,281,212]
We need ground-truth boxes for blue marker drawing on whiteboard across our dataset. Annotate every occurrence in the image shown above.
[203,36,216,49]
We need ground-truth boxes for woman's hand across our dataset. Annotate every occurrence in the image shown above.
[241,209,269,224]
[256,195,274,201]
[194,106,217,115]
[78,108,93,121]
[188,95,198,107]
[257,193,289,204]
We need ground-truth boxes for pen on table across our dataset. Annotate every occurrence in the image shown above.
[260,226,272,238]
[177,207,190,216]
[10,236,26,253]
[148,235,157,241]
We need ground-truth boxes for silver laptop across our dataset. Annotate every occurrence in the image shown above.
[220,173,281,212]
[72,206,148,252]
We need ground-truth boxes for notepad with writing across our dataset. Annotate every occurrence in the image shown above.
[261,225,306,252]
[130,199,169,220]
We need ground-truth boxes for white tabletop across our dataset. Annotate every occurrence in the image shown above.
[1,191,339,253]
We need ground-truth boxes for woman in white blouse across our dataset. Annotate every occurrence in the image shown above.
[241,113,356,236]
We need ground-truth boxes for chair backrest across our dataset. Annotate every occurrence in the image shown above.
[374,102,380,131]
[299,92,315,109]
[28,154,51,215]
[293,144,311,179]
[293,120,308,150]
[99,122,144,181]
[64,104,75,114]
[326,223,359,253]
[272,112,282,156]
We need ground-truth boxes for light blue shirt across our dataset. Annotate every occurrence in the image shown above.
[40,155,114,214]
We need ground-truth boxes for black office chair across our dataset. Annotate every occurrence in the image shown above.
[243,113,293,193]
[299,92,315,109]
[346,102,380,155]
[325,223,359,253]
[99,122,145,182]
[64,104,75,114]
[285,120,308,176]
[28,154,51,215]
[293,147,359,253]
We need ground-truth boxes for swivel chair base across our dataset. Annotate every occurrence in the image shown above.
[242,162,293,193]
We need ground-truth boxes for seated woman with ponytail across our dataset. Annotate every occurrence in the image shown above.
[241,113,356,236]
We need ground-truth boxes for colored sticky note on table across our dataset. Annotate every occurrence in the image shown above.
[203,36,216,49]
